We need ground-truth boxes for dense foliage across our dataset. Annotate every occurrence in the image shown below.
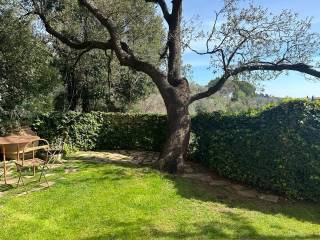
[39,0,165,112]
[32,112,167,152]
[32,100,320,201]
[0,4,60,127]
[191,100,320,201]
[0,0,165,118]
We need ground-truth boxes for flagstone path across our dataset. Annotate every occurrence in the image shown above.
[0,150,281,203]
[70,151,281,203]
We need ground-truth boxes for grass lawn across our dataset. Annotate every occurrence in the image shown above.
[0,155,319,240]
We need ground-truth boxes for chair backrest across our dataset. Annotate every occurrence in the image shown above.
[0,161,4,176]
[21,139,50,164]
[49,137,64,155]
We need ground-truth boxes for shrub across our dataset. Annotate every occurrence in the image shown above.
[32,112,167,152]
[191,100,320,202]
[33,100,320,201]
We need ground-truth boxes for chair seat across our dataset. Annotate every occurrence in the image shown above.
[15,158,44,167]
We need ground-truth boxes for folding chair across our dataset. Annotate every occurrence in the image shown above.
[15,139,50,187]
[47,138,65,165]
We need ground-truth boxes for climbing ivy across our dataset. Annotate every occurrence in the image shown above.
[32,112,167,152]
[192,100,320,202]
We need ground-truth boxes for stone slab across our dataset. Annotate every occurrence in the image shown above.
[30,187,45,192]
[5,179,17,185]
[231,184,247,191]
[209,180,231,186]
[64,168,78,173]
[40,181,55,188]
[182,173,213,183]
[259,194,280,203]
[237,189,258,198]
[24,176,34,179]
[45,173,56,177]
[17,192,27,196]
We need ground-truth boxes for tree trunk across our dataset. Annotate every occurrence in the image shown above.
[67,74,80,111]
[158,105,190,173]
[158,78,191,174]
[82,85,90,113]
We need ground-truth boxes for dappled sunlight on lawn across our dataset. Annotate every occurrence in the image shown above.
[0,151,319,240]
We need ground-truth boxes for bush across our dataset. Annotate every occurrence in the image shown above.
[33,100,320,201]
[32,112,167,152]
[192,100,320,202]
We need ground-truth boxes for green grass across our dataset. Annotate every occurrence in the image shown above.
[0,159,319,240]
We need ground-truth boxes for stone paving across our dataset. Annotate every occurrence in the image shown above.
[73,151,281,203]
[182,161,280,203]
[72,150,160,165]
[0,162,62,198]
[0,151,280,203]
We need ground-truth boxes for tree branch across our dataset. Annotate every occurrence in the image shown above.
[34,0,170,93]
[78,0,124,57]
[235,62,320,77]
[190,62,320,103]
[145,0,171,23]
[37,13,112,51]
[77,0,168,85]
[189,74,231,103]
[171,0,182,20]
[166,0,183,85]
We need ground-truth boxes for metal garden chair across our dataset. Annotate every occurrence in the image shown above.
[47,138,65,165]
[15,139,50,187]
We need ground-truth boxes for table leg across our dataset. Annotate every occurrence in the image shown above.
[17,144,19,161]
[3,145,7,184]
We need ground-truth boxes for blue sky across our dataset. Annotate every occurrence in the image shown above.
[182,0,320,97]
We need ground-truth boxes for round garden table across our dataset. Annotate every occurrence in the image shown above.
[0,135,40,184]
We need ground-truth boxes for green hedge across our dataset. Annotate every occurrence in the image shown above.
[191,100,320,201]
[32,112,167,152]
[32,101,320,201]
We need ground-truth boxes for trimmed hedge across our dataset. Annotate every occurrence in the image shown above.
[192,100,320,201]
[32,100,320,201]
[32,112,167,152]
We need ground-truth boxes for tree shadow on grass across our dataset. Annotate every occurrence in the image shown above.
[79,213,320,240]
[65,154,147,169]
[169,175,320,226]
[63,155,320,230]
[79,159,320,225]
[58,159,154,187]
[79,214,254,239]
[0,184,14,192]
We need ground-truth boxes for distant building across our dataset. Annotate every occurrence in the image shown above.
[311,96,320,101]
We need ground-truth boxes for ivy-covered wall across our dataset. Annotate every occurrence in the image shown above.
[32,112,167,152]
[191,100,320,201]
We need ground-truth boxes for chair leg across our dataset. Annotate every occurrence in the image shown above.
[48,158,54,167]
[39,165,49,187]
[39,166,44,181]
[17,171,22,187]
[17,168,26,189]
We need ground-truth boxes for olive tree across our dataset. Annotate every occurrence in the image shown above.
[25,0,320,173]
[0,3,60,122]
[37,0,164,112]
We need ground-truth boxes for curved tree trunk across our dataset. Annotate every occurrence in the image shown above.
[157,78,191,174]
[158,105,190,173]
